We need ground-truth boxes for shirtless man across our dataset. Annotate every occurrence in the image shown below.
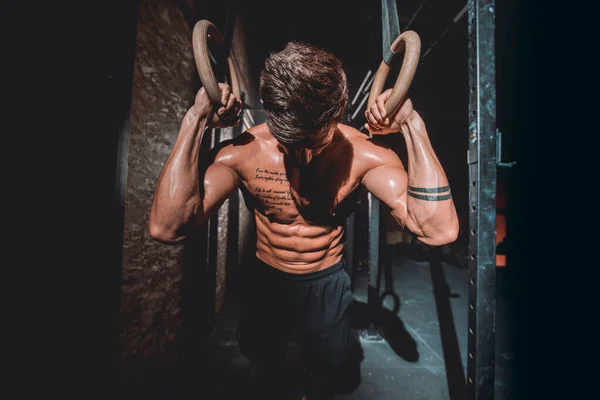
[149,42,459,400]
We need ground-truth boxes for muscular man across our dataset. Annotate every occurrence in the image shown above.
[149,42,459,400]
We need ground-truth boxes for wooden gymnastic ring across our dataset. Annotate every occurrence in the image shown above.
[368,31,421,117]
[192,20,241,107]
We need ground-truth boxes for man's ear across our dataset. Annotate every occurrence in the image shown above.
[277,143,289,155]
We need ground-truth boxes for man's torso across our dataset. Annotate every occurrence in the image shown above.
[214,123,390,273]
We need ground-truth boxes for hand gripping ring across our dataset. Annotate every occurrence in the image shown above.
[192,20,241,107]
[367,31,421,117]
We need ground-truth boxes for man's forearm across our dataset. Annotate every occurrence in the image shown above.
[399,111,458,245]
[149,106,209,241]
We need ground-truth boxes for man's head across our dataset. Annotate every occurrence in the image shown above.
[259,42,348,166]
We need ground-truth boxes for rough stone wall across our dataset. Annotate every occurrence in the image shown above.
[120,0,259,381]
[118,3,265,388]
[120,0,198,373]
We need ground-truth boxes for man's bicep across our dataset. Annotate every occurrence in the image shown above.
[199,161,240,221]
[361,161,409,225]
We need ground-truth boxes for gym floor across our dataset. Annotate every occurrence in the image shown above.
[174,242,517,400]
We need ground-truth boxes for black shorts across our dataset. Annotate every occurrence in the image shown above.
[237,256,354,372]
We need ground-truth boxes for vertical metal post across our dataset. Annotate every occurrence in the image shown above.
[344,212,355,290]
[467,0,497,399]
[206,128,221,327]
[362,192,383,340]
[368,193,380,295]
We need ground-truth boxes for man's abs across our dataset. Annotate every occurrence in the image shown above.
[254,211,345,274]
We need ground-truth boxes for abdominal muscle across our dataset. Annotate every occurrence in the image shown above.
[253,211,345,274]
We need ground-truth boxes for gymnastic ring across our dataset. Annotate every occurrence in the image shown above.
[368,31,421,118]
[380,290,401,314]
[192,20,241,107]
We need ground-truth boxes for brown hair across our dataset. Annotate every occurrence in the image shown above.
[259,42,348,145]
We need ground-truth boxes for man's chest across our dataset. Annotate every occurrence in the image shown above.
[240,162,359,222]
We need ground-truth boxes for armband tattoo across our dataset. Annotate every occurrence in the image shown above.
[407,185,451,201]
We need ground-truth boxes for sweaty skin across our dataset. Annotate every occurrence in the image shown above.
[149,85,459,274]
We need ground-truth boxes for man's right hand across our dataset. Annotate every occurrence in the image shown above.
[364,89,414,135]
[194,83,242,128]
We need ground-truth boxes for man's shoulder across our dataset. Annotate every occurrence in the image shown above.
[212,124,270,168]
[336,123,392,155]
[336,124,404,170]
[337,123,366,141]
